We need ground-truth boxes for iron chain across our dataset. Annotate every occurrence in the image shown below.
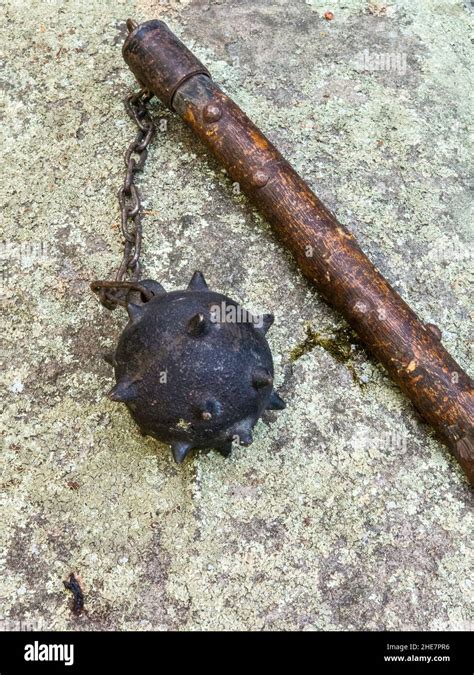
[91,89,156,309]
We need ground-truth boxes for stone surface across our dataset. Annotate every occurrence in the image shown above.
[1,0,472,631]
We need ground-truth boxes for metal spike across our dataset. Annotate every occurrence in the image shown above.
[103,351,116,367]
[256,313,274,334]
[238,431,253,446]
[108,380,137,403]
[267,391,286,410]
[187,271,208,291]
[187,312,208,337]
[171,441,192,464]
[252,366,273,389]
[127,303,145,322]
[219,442,233,458]
[235,423,253,446]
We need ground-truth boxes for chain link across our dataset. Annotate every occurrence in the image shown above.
[91,89,156,309]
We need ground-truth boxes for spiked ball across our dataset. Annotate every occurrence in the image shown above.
[105,272,285,463]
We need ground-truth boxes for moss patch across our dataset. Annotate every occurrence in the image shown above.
[289,323,368,386]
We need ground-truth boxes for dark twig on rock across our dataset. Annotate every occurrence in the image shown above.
[63,573,84,615]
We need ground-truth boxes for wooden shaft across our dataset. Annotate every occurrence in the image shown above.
[123,20,474,482]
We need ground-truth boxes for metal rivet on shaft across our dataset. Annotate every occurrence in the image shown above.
[253,169,270,188]
[203,103,222,123]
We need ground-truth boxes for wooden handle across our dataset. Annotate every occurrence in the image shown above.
[123,20,474,483]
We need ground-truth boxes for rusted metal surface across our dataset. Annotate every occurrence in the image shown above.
[92,22,284,464]
[123,20,210,111]
[91,89,155,309]
[122,19,474,483]
[106,272,285,463]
